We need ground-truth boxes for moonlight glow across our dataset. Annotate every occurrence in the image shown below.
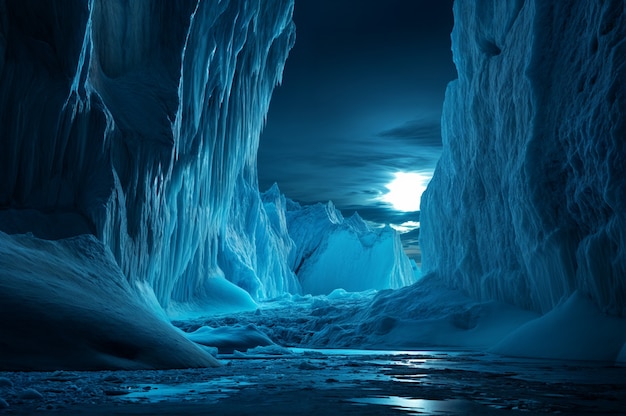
[382,172,431,212]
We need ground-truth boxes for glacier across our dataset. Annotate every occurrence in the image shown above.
[421,0,626,315]
[419,0,626,359]
[0,0,415,370]
[0,0,297,313]
[274,186,417,295]
[3,0,625,372]
[0,0,300,369]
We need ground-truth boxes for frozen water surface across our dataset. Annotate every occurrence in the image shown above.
[349,397,473,415]
[0,348,624,414]
[120,377,253,404]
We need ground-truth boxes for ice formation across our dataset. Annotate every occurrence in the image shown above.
[420,1,626,317]
[0,0,298,311]
[7,0,624,370]
[0,0,419,369]
[263,185,416,295]
[0,0,298,369]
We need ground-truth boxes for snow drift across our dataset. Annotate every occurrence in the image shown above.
[421,0,626,316]
[0,231,218,370]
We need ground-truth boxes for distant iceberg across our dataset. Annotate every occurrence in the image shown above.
[264,184,417,296]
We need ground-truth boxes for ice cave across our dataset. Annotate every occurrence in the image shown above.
[0,0,625,414]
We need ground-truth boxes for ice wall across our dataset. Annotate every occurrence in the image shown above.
[218,180,300,300]
[0,0,295,310]
[421,1,626,315]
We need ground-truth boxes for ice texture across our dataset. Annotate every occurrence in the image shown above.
[420,1,626,315]
[268,185,417,295]
[492,291,626,361]
[187,324,275,354]
[0,0,419,369]
[219,183,300,301]
[0,0,296,310]
[0,0,297,369]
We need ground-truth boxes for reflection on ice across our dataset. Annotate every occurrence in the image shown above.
[350,396,471,414]
[391,374,428,384]
[1,348,625,414]
[290,348,449,357]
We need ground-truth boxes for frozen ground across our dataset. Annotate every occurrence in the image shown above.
[1,290,625,415]
[173,276,540,354]
[0,349,625,415]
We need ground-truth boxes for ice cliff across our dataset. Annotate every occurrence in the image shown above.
[0,0,297,312]
[421,1,626,316]
[0,0,298,369]
[0,0,416,369]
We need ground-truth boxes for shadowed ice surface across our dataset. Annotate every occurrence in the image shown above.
[1,345,624,415]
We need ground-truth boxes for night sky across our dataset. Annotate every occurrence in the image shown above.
[258,0,456,259]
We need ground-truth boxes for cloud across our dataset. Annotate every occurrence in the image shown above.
[390,221,421,233]
[259,114,443,232]
[342,206,421,226]
[377,117,442,147]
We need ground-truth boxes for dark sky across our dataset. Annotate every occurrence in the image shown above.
[258,0,456,257]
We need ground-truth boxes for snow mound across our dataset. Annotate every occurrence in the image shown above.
[312,275,539,350]
[166,276,258,320]
[0,232,218,370]
[492,292,626,361]
[187,324,275,354]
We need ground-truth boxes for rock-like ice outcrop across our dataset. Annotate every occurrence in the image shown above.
[421,1,626,315]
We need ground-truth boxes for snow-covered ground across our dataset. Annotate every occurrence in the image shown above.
[175,276,539,353]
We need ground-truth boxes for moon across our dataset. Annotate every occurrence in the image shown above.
[382,172,431,212]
